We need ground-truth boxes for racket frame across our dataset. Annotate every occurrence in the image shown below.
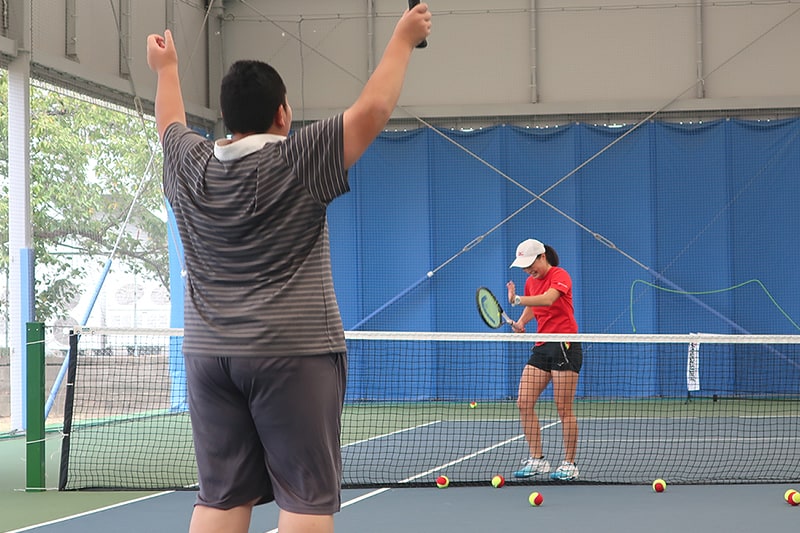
[476,286,514,329]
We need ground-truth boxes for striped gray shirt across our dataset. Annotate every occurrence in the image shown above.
[162,115,348,357]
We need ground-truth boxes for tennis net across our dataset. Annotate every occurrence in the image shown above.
[58,328,800,490]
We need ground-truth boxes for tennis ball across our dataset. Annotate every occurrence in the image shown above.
[652,479,667,493]
[528,491,544,506]
[435,475,449,488]
[784,489,797,503]
[491,475,505,488]
[469,401,477,409]
[788,490,800,506]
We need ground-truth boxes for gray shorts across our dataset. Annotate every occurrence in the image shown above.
[184,352,347,514]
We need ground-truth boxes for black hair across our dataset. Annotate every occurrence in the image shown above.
[543,244,560,267]
[219,60,286,134]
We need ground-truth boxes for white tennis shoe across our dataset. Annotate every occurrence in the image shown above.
[513,457,551,478]
[549,461,579,481]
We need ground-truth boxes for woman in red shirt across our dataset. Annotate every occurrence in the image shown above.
[507,239,582,481]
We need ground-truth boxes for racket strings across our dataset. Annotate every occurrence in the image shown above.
[476,287,505,329]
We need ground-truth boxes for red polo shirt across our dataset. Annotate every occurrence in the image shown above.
[525,266,578,334]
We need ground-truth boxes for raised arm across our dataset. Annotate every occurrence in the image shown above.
[146,29,186,142]
[342,3,431,168]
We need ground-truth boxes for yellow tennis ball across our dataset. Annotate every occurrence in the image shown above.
[469,401,477,409]
[652,479,667,493]
[784,489,797,503]
[435,475,449,488]
[491,475,505,488]
[528,491,543,506]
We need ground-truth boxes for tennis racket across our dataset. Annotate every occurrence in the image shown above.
[408,0,428,48]
[476,287,514,329]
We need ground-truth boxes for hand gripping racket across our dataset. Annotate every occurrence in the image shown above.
[408,0,428,48]
[476,287,514,329]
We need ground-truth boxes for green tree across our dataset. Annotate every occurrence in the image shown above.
[0,71,169,325]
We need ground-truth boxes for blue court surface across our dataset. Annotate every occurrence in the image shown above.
[6,483,798,532]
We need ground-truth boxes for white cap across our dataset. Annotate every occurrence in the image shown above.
[509,239,545,268]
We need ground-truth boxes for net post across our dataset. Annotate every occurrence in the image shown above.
[25,322,46,492]
[58,330,79,491]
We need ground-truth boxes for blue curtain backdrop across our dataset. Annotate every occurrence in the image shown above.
[170,117,800,400]
[330,118,800,336]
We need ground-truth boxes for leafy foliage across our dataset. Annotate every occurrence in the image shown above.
[0,72,168,324]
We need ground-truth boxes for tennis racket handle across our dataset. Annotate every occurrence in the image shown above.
[408,0,428,48]
[504,314,525,332]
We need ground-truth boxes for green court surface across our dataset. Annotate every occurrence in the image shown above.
[0,433,161,532]
[57,398,797,470]
[342,397,799,440]
[3,397,796,530]
[59,412,195,491]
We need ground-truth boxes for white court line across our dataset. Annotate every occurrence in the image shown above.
[5,491,175,533]
[394,419,561,484]
[262,488,392,533]
[264,420,447,533]
[342,420,441,448]
[740,415,799,419]
[344,419,562,484]
[13,420,560,533]
[263,420,564,533]
[581,415,799,420]
[7,419,466,533]
[584,435,800,444]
